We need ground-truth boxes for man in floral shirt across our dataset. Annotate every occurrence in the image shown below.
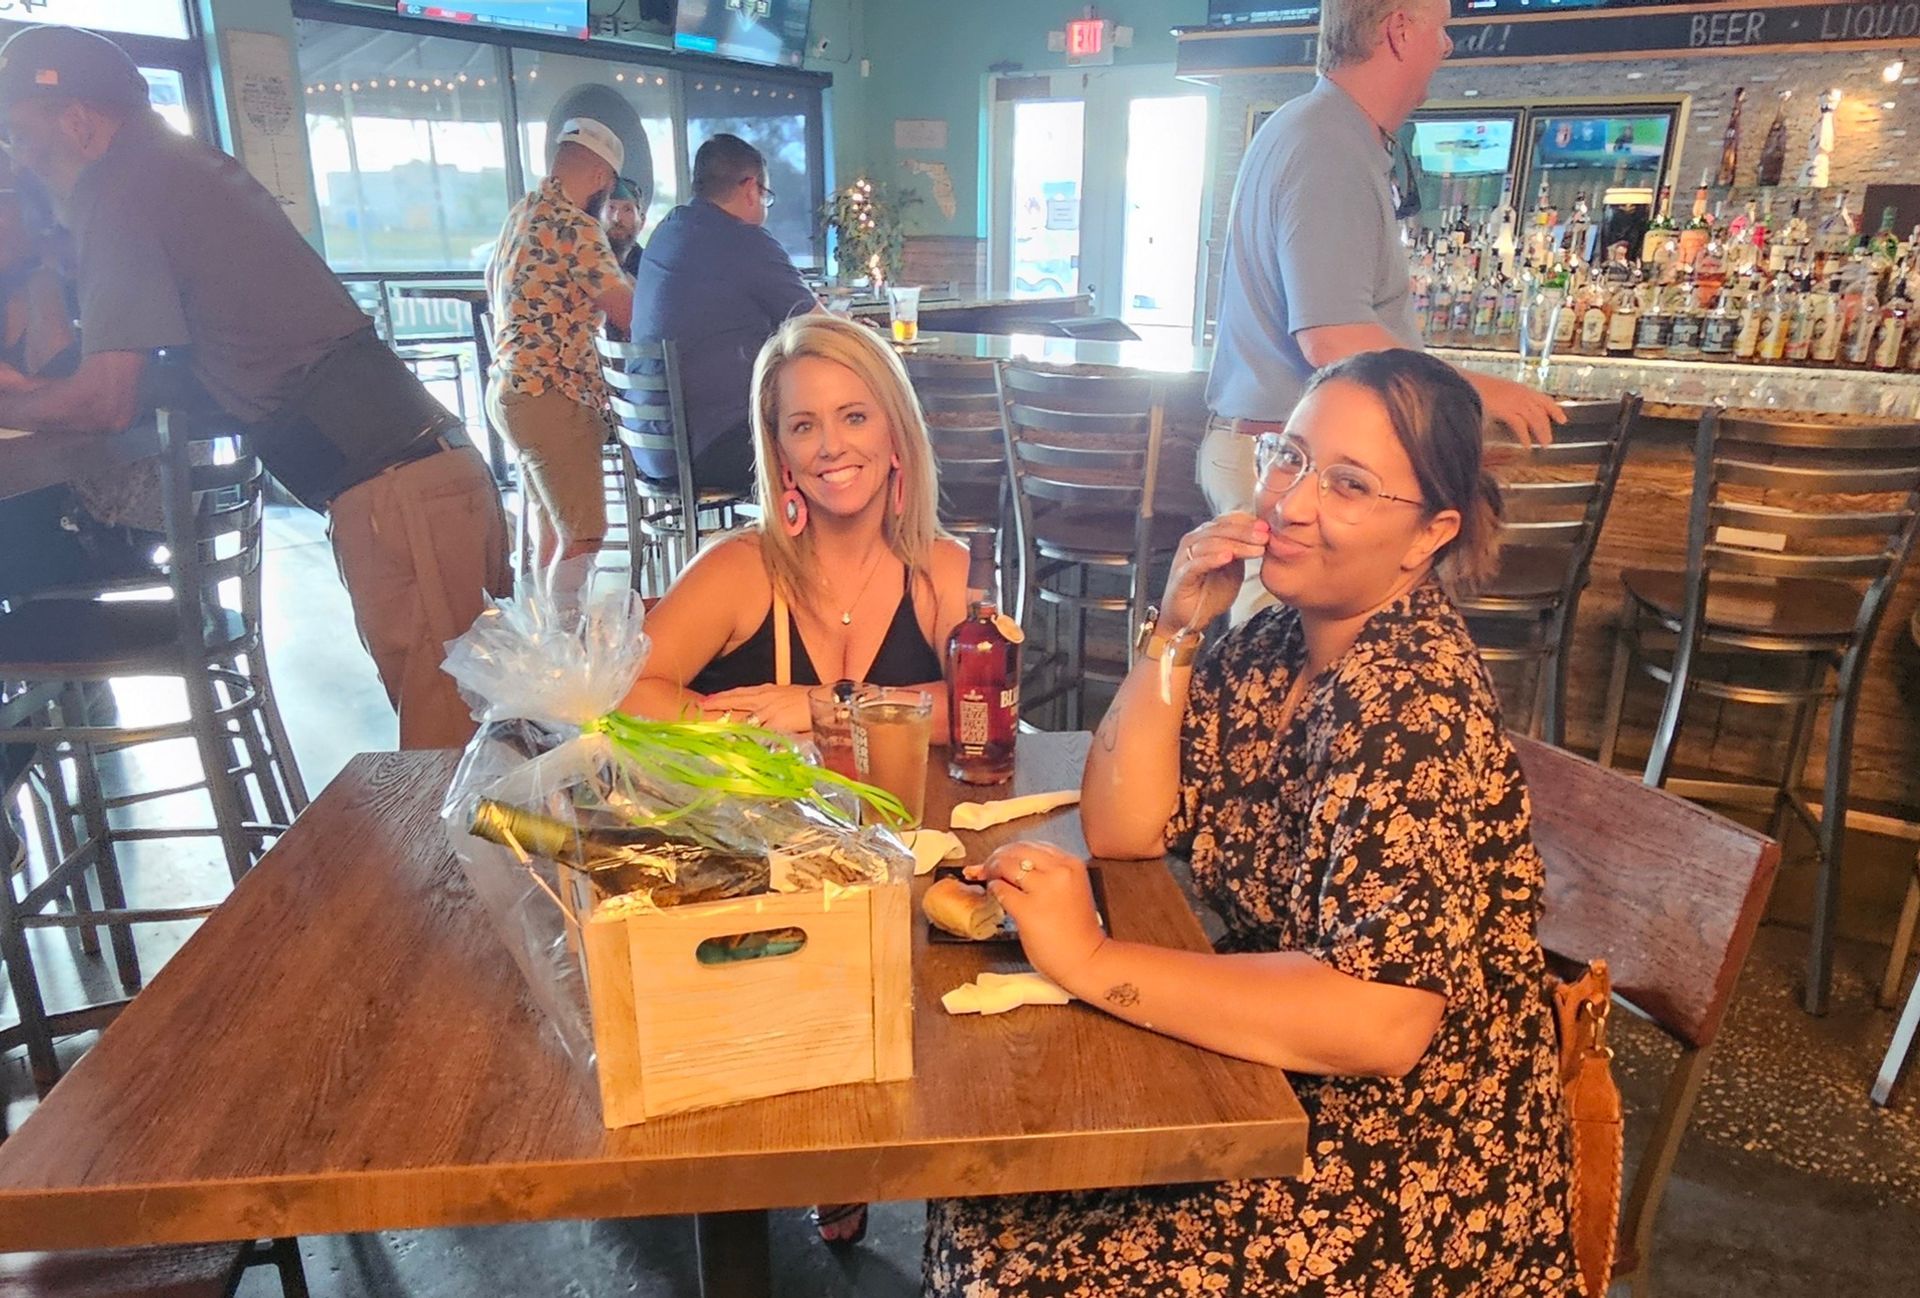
[485,118,633,594]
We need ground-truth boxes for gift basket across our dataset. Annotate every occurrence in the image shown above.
[440,589,915,1127]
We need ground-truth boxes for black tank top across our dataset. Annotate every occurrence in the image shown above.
[688,568,944,693]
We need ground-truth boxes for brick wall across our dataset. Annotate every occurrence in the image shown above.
[1206,48,1920,322]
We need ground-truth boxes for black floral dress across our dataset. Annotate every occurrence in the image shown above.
[924,582,1579,1297]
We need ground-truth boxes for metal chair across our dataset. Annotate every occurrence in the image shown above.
[1871,608,1920,1106]
[902,353,1006,536]
[1458,394,1640,745]
[1596,408,1920,1015]
[0,409,305,1091]
[996,362,1203,728]
[596,335,751,596]
[1517,735,1779,1298]
[0,1238,308,1298]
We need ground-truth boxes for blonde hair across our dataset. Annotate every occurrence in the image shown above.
[748,314,943,602]
[1318,0,1407,74]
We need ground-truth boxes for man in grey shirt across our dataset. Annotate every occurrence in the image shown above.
[1205,0,1561,617]
[0,25,507,749]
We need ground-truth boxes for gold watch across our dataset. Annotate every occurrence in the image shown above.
[1133,606,1204,667]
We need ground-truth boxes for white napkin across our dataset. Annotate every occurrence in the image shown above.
[949,789,1080,831]
[903,828,965,876]
[941,970,1074,1016]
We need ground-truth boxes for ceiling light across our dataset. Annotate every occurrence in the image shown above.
[1886,56,1907,83]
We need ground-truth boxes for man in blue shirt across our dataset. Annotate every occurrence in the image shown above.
[629,134,817,492]
[1205,0,1563,620]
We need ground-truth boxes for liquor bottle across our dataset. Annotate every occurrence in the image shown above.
[1873,287,1911,373]
[1494,271,1522,350]
[946,532,1020,784]
[1733,283,1764,362]
[1605,276,1641,357]
[1491,174,1519,276]
[1718,86,1746,187]
[1447,253,1477,343]
[1725,200,1760,276]
[1576,276,1611,355]
[1668,278,1704,359]
[1757,90,1791,187]
[1809,277,1843,365]
[1565,192,1593,266]
[1550,254,1579,350]
[1427,253,1457,344]
[1408,249,1434,340]
[1641,185,1675,266]
[1701,289,1739,359]
[1695,205,1729,298]
[1634,280,1672,359]
[467,800,769,903]
[1678,172,1713,267]
[1783,279,1815,364]
[1771,198,1808,273]
[1872,207,1902,262]
[1757,275,1792,363]
[1844,283,1880,368]
[1812,191,1856,264]
[1470,265,1501,347]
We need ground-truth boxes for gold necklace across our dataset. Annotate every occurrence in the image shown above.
[828,550,888,626]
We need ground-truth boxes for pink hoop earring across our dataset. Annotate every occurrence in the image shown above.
[779,464,808,537]
[890,453,905,517]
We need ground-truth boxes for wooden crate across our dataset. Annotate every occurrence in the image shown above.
[571,877,913,1127]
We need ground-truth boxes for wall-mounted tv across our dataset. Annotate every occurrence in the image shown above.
[399,2,590,41]
[1528,112,1670,174]
[1410,118,1516,177]
[673,0,814,69]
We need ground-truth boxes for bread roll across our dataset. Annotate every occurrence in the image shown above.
[922,876,1006,940]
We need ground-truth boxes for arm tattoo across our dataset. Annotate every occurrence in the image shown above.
[1104,983,1142,1008]
[1095,701,1123,753]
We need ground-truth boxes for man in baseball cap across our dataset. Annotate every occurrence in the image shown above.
[483,115,633,606]
[0,24,510,749]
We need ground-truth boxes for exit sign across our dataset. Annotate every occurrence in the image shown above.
[1066,18,1114,65]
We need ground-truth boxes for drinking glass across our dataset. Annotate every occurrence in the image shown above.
[1519,285,1563,384]
[806,682,863,780]
[888,286,923,344]
[851,686,934,825]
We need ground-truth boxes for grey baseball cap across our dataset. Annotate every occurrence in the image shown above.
[0,25,149,113]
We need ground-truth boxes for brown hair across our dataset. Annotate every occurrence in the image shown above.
[1303,348,1503,594]
[747,314,943,602]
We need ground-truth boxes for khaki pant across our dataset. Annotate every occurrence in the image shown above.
[1199,415,1279,626]
[487,384,610,546]
[329,446,510,750]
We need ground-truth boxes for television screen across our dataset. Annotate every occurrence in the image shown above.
[674,0,814,68]
[1529,114,1670,173]
[1207,2,1320,24]
[1455,0,1605,14]
[1410,118,1516,177]
[399,2,590,40]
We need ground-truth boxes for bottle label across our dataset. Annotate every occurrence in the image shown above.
[1876,321,1908,370]
[1670,316,1702,352]
[1635,313,1669,348]
[1702,316,1736,353]
[1735,314,1761,357]
[1580,307,1608,347]
[991,612,1025,644]
[956,695,991,749]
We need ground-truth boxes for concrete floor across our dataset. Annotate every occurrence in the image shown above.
[4,506,1920,1296]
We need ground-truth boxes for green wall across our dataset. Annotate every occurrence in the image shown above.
[855,0,1206,239]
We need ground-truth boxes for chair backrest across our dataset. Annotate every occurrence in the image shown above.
[156,407,267,659]
[596,333,704,562]
[1515,734,1780,1287]
[1683,408,1920,649]
[905,354,1004,530]
[995,363,1171,518]
[1488,393,1641,605]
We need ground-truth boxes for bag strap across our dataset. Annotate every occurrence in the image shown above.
[1552,958,1624,1298]
[773,587,792,687]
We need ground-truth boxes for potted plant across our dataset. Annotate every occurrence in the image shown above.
[820,177,917,289]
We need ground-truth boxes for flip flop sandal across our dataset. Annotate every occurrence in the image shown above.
[810,1201,869,1248]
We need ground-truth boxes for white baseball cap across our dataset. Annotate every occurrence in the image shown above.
[554,117,623,173]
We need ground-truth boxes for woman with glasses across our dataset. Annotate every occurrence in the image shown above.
[925,349,1578,1295]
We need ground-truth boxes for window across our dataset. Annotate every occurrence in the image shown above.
[139,67,193,137]
[508,47,678,238]
[685,70,821,267]
[9,0,191,41]
[296,20,513,271]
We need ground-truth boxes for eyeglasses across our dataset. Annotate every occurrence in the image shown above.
[757,177,776,209]
[1386,136,1422,222]
[1255,432,1426,524]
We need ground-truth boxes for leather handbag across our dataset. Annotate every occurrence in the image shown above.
[1551,958,1624,1298]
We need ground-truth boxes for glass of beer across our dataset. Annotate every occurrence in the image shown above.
[888,286,923,344]
[851,686,934,825]
[806,681,862,780]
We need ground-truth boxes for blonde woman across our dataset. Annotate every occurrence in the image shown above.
[622,313,969,739]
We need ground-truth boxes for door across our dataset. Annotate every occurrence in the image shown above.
[989,67,1215,342]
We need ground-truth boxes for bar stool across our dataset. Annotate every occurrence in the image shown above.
[1458,394,1640,745]
[0,410,305,1090]
[396,345,471,435]
[902,353,1006,536]
[597,335,751,596]
[997,363,1203,729]
[1597,407,1920,1015]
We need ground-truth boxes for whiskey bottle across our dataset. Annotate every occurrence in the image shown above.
[1757,90,1791,187]
[1718,87,1746,187]
[946,532,1020,784]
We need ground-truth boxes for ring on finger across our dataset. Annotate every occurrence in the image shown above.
[1016,858,1035,875]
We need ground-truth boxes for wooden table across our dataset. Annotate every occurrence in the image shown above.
[0,733,1306,1296]
[0,422,161,502]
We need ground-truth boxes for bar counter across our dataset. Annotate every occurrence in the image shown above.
[905,331,1920,814]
